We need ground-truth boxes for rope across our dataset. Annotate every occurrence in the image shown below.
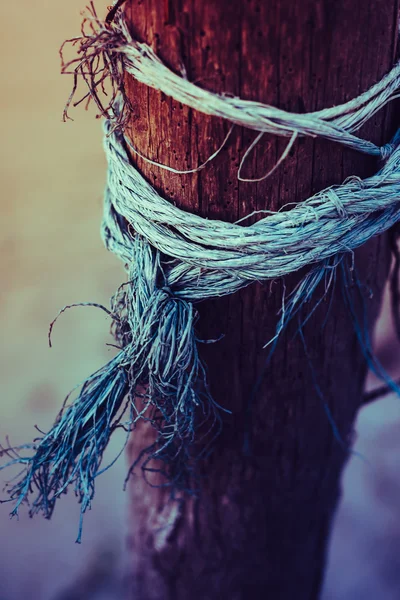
[2,4,400,540]
[60,5,400,159]
[103,120,400,301]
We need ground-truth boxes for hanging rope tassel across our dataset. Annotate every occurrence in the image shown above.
[0,237,223,541]
[1,353,128,538]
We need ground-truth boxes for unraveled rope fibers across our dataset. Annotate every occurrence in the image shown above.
[1,4,400,540]
[62,5,400,157]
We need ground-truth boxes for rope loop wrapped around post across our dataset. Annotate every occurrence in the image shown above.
[1,3,400,540]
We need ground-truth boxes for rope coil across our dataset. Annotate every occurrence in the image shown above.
[1,3,400,540]
[103,122,400,301]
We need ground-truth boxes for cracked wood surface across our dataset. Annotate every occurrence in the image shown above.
[122,1,399,598]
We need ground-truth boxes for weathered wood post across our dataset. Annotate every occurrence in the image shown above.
[122,1,399,598]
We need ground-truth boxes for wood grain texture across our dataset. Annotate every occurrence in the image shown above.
[122,1,399,598]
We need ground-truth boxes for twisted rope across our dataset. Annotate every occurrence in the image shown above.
[2,4,400,540]
[61,5,400,159]
[103,121,400,301]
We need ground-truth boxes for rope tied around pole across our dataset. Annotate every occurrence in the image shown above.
[61,4,400,158]
[1,3,400,540]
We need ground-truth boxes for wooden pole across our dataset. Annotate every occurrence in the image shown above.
[122,1,399,598]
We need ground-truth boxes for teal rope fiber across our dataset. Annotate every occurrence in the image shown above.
[1,5,400,541]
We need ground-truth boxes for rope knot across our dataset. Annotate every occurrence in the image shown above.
[4,2,400,540]
[380,130,400,160]
[381,142,395,160]
[326,188,348,218]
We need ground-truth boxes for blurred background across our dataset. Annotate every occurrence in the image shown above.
[1,1,400,599]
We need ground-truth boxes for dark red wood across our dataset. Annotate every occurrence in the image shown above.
[122,1,399,598]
